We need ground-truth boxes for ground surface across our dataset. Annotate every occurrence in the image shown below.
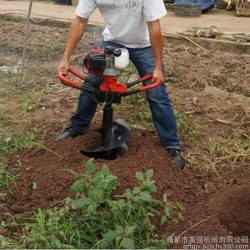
[0,19,250,248]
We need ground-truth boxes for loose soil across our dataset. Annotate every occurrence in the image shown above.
[0,19,249,248]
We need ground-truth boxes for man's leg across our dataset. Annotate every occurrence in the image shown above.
[129,46,185,169]
[56,74,102,141]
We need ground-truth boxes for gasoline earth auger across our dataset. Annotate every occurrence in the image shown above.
[58,46,161,160]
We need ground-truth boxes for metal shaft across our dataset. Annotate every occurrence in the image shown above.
[102,103,113,146]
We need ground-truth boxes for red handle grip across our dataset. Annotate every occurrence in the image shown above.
[140,78,162,92]
[58,68,85,90]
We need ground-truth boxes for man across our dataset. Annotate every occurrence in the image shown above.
[57,0,186,170]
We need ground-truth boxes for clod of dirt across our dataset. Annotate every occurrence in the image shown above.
[218,185,250,237]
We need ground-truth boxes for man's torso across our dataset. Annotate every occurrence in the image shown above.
[76,0,167,48]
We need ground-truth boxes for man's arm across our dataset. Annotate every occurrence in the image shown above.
[58,16,88,74]
[147,19,164,82]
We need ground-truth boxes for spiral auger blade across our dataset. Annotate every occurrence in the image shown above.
[81,119,131,160]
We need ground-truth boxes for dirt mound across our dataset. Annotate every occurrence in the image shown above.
[218,185,250,237]
[5,130,184,213]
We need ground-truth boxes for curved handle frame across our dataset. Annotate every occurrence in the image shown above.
[58,68,162,95]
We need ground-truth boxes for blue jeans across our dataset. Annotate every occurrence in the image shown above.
[71,41,180,149]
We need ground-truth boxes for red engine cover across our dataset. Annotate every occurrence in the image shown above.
[84,48,106,76]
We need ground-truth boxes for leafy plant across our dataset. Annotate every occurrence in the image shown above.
[20,159,184,249]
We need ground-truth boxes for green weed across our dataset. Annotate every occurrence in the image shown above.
[0,163,16,188]
[20,91,37,113]
[0,108,16,127]
[0,107,6,121]
[19,159,184,249]
[0,130,39,159]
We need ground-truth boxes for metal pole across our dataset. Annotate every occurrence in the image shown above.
[21,0,34,73]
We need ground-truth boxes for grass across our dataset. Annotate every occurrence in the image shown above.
[188,128,250,174]
[0,72,32,93]
[0,163,16,188]
[0,108,17,127]
[118,95,200,142]
[174,110,199,141]
[19,91,37,113]
[27,42,65,60]
[207,129,250,166]
[0,235,20,250]
[0,129,40,159]
[117,92,154,130]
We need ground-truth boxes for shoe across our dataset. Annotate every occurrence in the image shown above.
[55,126,83,141]
[167,148,186,170]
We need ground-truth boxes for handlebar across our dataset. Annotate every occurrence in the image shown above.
[58,68,162,95]
[58,68,85,90]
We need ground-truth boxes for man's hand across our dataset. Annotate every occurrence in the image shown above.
[153,68,164,82]
[57,59,70,76]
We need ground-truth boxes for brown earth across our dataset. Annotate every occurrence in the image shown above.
[0,19,250,248]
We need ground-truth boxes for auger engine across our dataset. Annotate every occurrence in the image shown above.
[83,47,129,77]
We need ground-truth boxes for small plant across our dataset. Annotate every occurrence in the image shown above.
[188,129,199,141]
[20,159,184,249]
[0,163,16,188]
[20,91,37,113]
[0,130,39,159]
